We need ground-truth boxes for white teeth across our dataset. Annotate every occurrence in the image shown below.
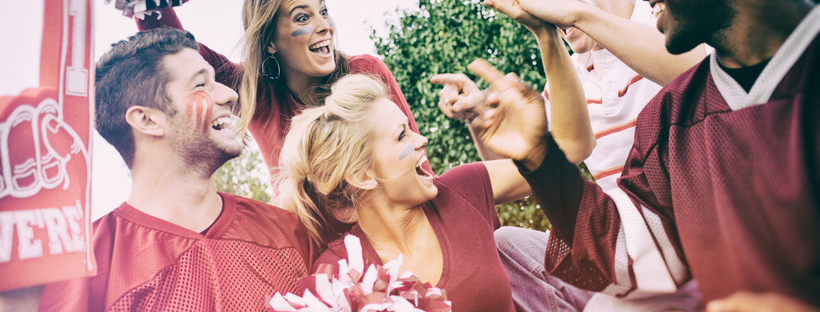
[309,40,331,50]
[653,3,665,18]
[211,116,232,130]
[416,155,427,168]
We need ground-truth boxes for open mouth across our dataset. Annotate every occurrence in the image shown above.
[211,116,231,131]
[415,154,432,178]
[309,40,332,55]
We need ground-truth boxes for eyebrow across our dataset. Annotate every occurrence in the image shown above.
[393,124,405,137]
[184,68,209,86]
[290,4,309,14]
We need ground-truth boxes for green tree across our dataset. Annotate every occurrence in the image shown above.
[373,0,553,230]
[213,136,272,203]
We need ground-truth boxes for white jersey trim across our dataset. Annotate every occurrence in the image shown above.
[711,5,820,111]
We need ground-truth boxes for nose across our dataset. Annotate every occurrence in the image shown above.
[213,82,238,110]
[315,15,331,34]
[413,132,428,150]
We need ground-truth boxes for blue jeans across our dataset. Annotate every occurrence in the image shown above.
[495,227,594,312]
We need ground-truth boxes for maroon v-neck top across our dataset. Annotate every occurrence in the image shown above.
[313,163,515,312]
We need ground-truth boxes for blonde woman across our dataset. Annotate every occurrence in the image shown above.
[276,74,539,311]
[135,0,431,180]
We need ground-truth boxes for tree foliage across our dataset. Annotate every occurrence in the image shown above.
[372,0,552,230]
[213,137,272,204]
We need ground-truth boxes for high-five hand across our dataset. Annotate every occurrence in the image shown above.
[467,59,550,171]
[514,0,595,29]
[483,0,547,31]
[430,73,490,126]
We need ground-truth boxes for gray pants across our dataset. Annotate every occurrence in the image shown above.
[495,227,703,312]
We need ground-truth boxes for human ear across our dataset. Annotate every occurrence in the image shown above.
[125,106,165,137]
[267,41,277,55]
[345,172,378,190]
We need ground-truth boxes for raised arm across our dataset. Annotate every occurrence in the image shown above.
[468,59,689,296]
[430,74,507,161]
[136,7,243,91]
[485,0,595,164]
[510,0,706,86]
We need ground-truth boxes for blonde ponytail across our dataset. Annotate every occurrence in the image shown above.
[275,74,388,247]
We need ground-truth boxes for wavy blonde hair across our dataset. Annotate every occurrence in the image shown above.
[276,74,388,247]
[236,0,350,139]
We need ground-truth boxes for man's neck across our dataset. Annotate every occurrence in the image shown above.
[127,162,224,233]
[713,0,812,68]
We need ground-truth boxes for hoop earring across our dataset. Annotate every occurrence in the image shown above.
[261,54,281,81]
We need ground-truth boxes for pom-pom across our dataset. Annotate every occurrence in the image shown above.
[105,0,189,19]
[269,235,452,312]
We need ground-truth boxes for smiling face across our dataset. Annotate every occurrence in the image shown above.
[650,0,736,54]
[270,0,336,81]
[163,48,242,173]
[367,98,437,206]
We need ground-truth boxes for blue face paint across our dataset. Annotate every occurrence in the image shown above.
[399,143,413,160]
[327,16,335,27]
[291,26,313,37]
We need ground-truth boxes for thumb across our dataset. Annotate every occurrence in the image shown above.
[486,0,515,16]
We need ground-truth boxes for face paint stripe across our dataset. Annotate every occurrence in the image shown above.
[199,99,208,132]
[399,143,413,160]
[183,91,215,134]
[291,26,313,37]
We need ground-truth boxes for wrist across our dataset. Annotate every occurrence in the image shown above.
[520,141,549,172]
[571,4,599,33]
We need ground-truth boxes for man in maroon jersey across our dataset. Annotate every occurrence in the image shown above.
[37,28,315,311]
[463,0,820,310]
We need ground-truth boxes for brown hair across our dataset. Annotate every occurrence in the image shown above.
[236,0,350,139]
[95,27,198,168]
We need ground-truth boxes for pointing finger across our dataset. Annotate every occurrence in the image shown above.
[468,59,513,92]
[431,73,469,87]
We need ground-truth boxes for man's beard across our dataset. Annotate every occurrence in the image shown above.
[170,121,242,178]
[664,0,736,55]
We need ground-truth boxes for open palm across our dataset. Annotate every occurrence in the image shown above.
[467,59,550,166]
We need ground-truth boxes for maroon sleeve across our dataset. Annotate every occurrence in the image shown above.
[136,7,242,90]
[518,86,691,294]
[517,135,627,292]
[437,162,499,229]
[349,55,433,175]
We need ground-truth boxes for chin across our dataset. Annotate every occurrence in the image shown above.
[423,185,439,201]
[665,32,704,55]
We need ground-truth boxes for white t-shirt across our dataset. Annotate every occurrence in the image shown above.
[543,0,661,193]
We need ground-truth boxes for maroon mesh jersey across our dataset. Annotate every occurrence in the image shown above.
[519,15,820,306]
[37,193,315,311]
[313,163,516,312]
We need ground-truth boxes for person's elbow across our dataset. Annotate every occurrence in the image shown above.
[563,136,596,165]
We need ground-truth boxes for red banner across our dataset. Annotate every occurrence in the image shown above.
[0,0,96,291]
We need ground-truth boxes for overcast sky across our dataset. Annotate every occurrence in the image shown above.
[1,0,417,220]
